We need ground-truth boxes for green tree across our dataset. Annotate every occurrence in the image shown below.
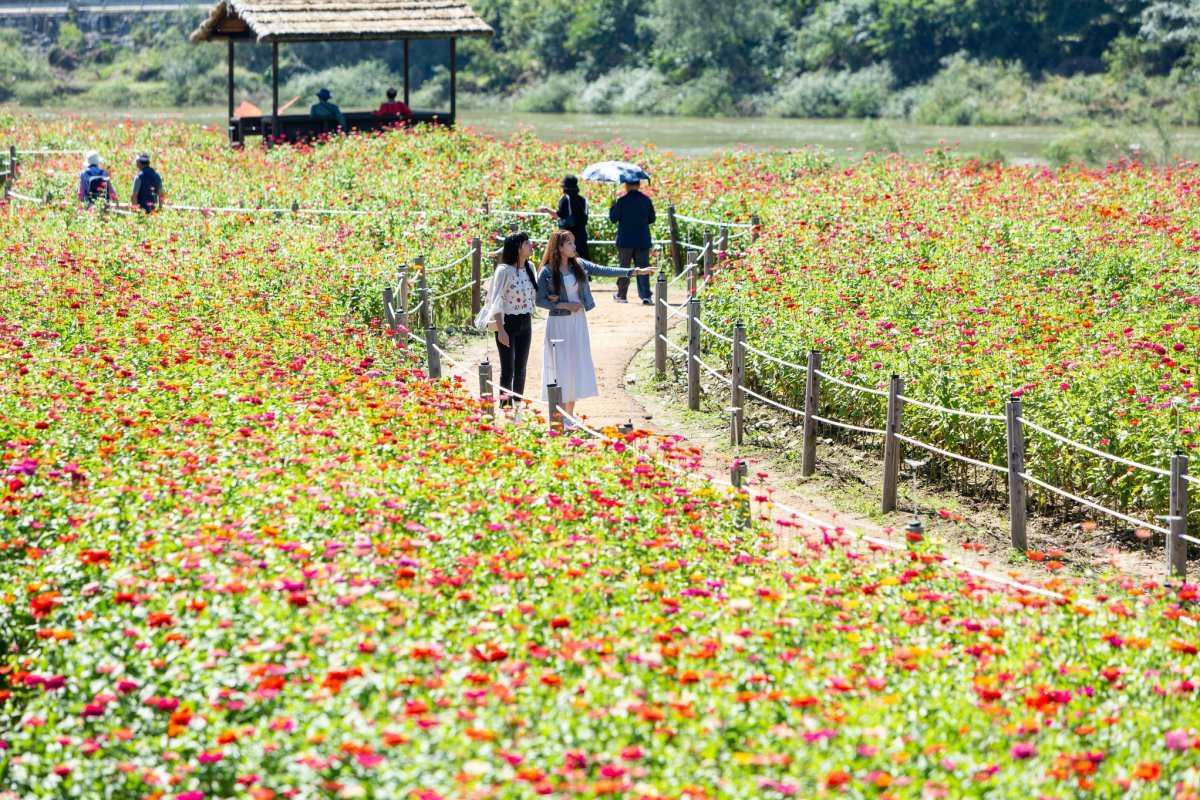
[648,0,786,91]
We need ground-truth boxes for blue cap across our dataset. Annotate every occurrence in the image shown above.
[317,87,331,100]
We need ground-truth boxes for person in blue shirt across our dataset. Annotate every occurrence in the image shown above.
[130,153,164,213]
[609,180,656,304]
[310,88,346,131]
[77,151,118,208]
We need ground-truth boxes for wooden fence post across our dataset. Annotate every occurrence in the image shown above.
[1006,396,1028,552]
[1168,452,1189,580]
[470,237,483,317]
[802,351,822,477]
[397,266,411,331]
[416,255,431,330]
[731,323,745,446]
[718,225,729,255]
[382,285,397,332]
[750,213,760,243]
[687,297,701,411]
[9,145,16,179]
[731,457,750,529]
[881,374,905,513]
[703,229,714,278]
[667,204,683,275]
[424,326,441,380]
[478,359,494,418]
[481,198,489,216]
[654,271,667,379]
[687,251,698,296]
[547,383,564,431]
[509,220,518,234]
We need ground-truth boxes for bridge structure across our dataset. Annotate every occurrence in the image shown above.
[0,0,200,41]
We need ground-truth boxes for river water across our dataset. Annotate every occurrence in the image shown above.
[38,105,1200,164]
[459,110,1200,165]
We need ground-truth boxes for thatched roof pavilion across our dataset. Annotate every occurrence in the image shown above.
[191,0,494,143]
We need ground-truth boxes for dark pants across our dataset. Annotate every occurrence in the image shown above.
[615,247,650,300]
[570,227,590,261]
[495,313,532,406]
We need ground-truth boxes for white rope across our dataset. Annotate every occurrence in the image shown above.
[727,227,755,239]
[1185,474,1200,487]
[814,369,889,398]
[299,208,372,217]
[659,335,687,358]
[894,433,1007,474]
[896,394,1006,423]
[738,383,804,417]
[485,378,549,407]
[743,342,806,371]
[424,249,474,273]
[484,208,545,217]
[1018,471,1169,534]
[694,317,734,344]
[674,213,753,228]
[1019,417,1172,478]
[554,406,618,442]
[168,204,290,214]
[1181,534,1200,546]
[17,148,87,155]
[6,191,44,204]
[692,354,732,387]
[429,279,475,302]
[666,268,691,286]
[811,414,886,436]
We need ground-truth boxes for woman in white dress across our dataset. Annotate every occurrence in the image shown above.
[535,230,653,424]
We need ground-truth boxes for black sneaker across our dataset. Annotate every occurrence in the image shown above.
[614,296,628,303]
[641,298,653,305]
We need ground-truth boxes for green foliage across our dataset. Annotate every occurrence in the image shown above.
[888,54,1032,125]
[772,64,894,117]
[0,30,51,103]
[55,22,84,53]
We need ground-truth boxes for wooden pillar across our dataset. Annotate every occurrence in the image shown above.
[470,237,483,317]
[687,298,701,411]
[449,37,457,122]
[271,41,280,141]
[654,272,667,378]
[1168,452,1189,580]
[731,323,745,447]
[881,374,904,513]
[227,39,235,141]
[667,205,683,275]
[802,351,822,477]
[1006,397,1028,552]
[403,40,411,107]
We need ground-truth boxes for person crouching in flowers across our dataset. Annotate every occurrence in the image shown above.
[536,229,653,425]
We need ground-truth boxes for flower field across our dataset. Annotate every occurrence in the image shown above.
[1,116,1199,798]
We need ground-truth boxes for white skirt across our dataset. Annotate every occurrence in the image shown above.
[541,311,598,404]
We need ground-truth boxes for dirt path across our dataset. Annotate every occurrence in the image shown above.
[436,278,1156,585]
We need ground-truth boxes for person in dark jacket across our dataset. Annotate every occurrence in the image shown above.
[609,180,656,304]
[77,151,118,208]
[555,175,590,260]
[310,87,346,130]
[130,153,164,213]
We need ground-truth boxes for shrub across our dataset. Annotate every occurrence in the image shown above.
[1044,124,1141,166]
[669,68,737,117]
[0,29,51,102]
[512,71,580,113]
[887,53,1031,125]
[771,65,894,118]
[570,67,666,115]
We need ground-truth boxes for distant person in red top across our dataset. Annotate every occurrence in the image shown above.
[374,88,412,118]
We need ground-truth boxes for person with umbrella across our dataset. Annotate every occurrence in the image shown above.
[607,170,656,305]
[535,229,653,425]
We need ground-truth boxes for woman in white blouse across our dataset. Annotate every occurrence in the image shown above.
[480,232,538,407]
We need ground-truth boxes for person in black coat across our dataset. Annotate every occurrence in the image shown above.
[554,175,590,260]
[609,180,656,304]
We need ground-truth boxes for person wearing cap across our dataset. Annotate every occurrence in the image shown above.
[130,154,164,213]
[77,151,118,208]
[554,175,590,260]
[609,178,656,304]
[373,87,412,119]
[310,88,346,131]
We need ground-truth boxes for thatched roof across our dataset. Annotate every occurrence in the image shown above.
[190,0,494,43]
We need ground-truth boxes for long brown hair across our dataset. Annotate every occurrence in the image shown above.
[541,230,587,299]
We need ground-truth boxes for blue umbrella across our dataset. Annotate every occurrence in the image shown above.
[580,160,651,184]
